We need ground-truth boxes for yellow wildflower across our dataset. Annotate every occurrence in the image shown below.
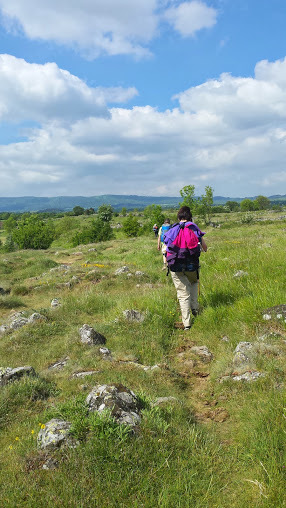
[15,437,20,441]
[41,424,46,429]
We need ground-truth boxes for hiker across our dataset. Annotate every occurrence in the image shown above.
[157,218,171,269]
[152,224,159,237]
[164,206,207,330]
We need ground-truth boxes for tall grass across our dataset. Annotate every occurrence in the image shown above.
[0,213,285,506]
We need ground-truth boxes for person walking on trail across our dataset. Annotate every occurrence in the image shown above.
[163,206,207,330]
[152,224,159,237]
[157,219,171,270]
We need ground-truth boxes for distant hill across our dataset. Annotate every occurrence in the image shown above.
[0,194,285,212]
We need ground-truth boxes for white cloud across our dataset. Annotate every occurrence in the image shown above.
[0,54,137,123]
[1,56,286,197]
[0,0,218,58]
[164,1,217,37]
[0,0,158,58]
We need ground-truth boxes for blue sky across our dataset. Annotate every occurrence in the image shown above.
[0,0,286,197]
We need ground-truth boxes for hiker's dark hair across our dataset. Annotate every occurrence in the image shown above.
[164,218,170,224]
[177,206,192,221]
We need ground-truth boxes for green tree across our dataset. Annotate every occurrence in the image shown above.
[144,204,165,232]
[3,235,16,252]
[84,207,95,215]
[199,185,214,222]
[253,195,271,210]
[72,206,85,216]
[240,199,255,212]
[179,185,196,210]
[4,215,17,233]
[122,214,140,237]
[12,216,55,249]
[225,200,240,212]
[121,207,127,217]
[97,204,113,222]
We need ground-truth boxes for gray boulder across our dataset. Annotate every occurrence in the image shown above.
[79,324,106,345]
[10,317,29,330]
[48,357,69,370]
[72,371,98,378]
[86,384,141,426]
[232,371,265,382]
[0,325,9,335]
[0,366,35,386]
[123,309,145,323]
[115,266,130,275]
[37,419,78,450]
[262,304,286,321]
[152,397,181,407]
[51,298,61,308]
[233,342,254,367]
[28,313,47,324]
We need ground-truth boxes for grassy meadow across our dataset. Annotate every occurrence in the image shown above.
[0,210,285,507]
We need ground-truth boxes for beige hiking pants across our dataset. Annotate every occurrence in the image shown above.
[171,270,199,328]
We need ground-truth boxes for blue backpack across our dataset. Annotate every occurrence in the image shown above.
[160,224,171,242]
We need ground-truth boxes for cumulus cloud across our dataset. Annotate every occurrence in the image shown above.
[1,56,286,197]
[164,1,217,37]
[0,54,137,123]
[0,0,218,58]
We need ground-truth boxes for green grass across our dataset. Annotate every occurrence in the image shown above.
[0,212,285,506]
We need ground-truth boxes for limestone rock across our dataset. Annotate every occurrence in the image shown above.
[262,304,286,321]
[28,313,47,324]
[51,298,61,308]
[0,366,35,386]
[72,370,99,378]
[37,419,78,450]
[135,271,145,276]
[48,357,69,370]
[232,371,265,382]
[8,311,25,322]
[233,342,254,367]
[123,309,145,323]
[10,317,29,330]
[79,324,106,345]
[0,325,9,335]
[115,266,130,275]
[42,457,59,470]
[152,396,180,407]
[190,346,213,363]
[233,270,248,278]
[262,314,272,320]
[88,248,97,252]
[86,384,141,426]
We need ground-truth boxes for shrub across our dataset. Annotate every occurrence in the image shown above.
[71,218,114,246]
[122,214,141,237]
[12,216,55,249]
[240,213,254,224]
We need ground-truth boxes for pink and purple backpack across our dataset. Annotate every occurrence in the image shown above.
[163,222,205,273]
